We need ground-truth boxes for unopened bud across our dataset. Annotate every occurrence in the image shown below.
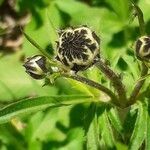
[135,36,150,63]
[55,26,100,72]
[23,55,48,79]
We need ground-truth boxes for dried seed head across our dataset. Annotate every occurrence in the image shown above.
[23,55,48,79]
[135,36,150,63]
[55,26,100,72]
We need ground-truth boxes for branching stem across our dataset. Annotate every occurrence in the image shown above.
[95,59,127,107]
[132,2,145,35]
[128,2,148,106]
[128,63,148,106]
[62,73,120,107]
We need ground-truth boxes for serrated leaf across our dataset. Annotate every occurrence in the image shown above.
[123,104,138,144]
[122,56,139,80]
[107,107,123,136]
[65,128,85,150]
[0,95,93,124]
[98,108,116,149]
[67,79,94,97]
[145,99,150,150]
[85,103,100,150]
[129,101,147,150]
[146,115,150,150]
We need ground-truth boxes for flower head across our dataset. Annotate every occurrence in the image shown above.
[135,36,150,63]
[23,55,48,79]
[55,26,100,72]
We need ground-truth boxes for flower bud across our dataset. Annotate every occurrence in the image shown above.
[23,55,48,79]
[55,26,100,72]
[135,36,150,63]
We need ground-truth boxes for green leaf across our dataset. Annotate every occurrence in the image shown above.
[64,128,85,150]
[55,0,123,35]
[146,115,150,150]
[0,95,92,124]
[107,107,123,136]
[55,0,88,17]
[129,101,147,150]
[23,31,54,63]
[116,142,128,150]
[136,73,150,83]
[67,79,95,97]
[105,0,129,23]
[145,99,150,150]
[123,105,138,143]
[98,108,116,149]
[122,55,139,80]
[85,103,100,150]
[139,0,150,22]
[0,125,25,150]
[22,4,57,57]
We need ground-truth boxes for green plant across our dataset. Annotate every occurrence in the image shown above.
[0,0,150,150]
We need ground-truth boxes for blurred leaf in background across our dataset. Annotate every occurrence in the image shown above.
[0,0,150,149]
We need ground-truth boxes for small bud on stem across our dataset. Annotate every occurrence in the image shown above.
[135,36,150,67]
[23,55,48,79]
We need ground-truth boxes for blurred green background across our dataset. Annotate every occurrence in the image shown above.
[0,0,150,149]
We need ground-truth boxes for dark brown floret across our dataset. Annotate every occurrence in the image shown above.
[36,57,47,72]
[23,63,36,71]
[62,57,69,66]
[71,63,87,72]
[92,32,100,44]
[81,29,87,34]
[136,39,142,56]
[87,43,97,53]
[27,71,43,79]
[144,37,150,43]
[144,54,150,60]
[143,43,150,53]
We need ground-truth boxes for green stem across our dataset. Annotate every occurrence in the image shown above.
[127,63,148,106]
[22,30,56,65]
[135,73,150,83]
[62,73,120,107]
[132,3,145,35]
[95,59,127,107]
[127,2,148,106]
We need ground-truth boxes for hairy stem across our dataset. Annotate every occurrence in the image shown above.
[62,73,120,106]
[128,63,148,106]
[128,3,148,106]
[132,2,145,35]
[95,59,127,107]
